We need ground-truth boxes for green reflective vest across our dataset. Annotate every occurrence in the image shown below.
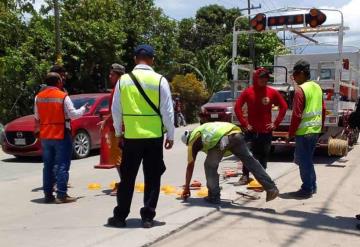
[120,69,163,139]
[189,122,241,152]
[296,80,323,136]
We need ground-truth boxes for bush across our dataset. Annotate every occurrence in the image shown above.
[170,73,209,123]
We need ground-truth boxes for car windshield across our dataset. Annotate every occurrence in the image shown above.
[209,91,232,103]
[71,97,97,111]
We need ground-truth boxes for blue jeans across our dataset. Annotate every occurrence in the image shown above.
[41,132,73,198]
[294,134,319,193]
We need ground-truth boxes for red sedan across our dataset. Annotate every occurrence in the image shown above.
[1,93,110,159]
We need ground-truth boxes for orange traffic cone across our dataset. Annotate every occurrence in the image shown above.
[94,120,122,169]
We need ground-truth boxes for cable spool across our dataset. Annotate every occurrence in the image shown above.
[328,137,348,156]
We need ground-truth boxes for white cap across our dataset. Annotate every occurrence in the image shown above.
[181,130,191,145]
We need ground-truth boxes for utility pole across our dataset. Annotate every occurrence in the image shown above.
[53,0,62,64]
[240,1,261,69]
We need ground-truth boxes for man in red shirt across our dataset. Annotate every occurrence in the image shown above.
[234,68,288,185]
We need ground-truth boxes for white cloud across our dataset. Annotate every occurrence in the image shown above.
[320,0,360,48]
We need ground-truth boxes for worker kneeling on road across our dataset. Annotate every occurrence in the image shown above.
[181,122,279,204]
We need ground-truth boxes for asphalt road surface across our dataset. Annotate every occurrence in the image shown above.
[1,124,358,247]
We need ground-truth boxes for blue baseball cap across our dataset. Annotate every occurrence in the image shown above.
[134,44,155,58]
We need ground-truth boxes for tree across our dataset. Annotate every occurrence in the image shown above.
[171,73,208,123]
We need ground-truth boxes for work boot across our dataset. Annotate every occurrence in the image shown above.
[142,219,154,229]
[355,214,360,220]
[44,195,56,203]
[266,187,279,202]
[204,196,221,204]
[55,194,77,204]
[107,217,126,228]
[234,175,250,186]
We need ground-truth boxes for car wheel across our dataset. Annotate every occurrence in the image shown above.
[73,130,91,159]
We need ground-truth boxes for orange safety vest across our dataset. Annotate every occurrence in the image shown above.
[36,87,67,139]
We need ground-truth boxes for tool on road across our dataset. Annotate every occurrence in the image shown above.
[235,190,261,200]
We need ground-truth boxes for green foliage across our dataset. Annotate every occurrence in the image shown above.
[170,73,208,123]
[0,1,285,124]
[180,51,232,95]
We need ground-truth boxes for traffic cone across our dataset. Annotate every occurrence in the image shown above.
[94,120,122,169]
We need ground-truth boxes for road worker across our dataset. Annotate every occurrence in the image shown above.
[181,122,279,204]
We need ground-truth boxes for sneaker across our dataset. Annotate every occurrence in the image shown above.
[287,189,312,199]
[44,195,55,203]
[55,195,77,204]
[266,187,279,202]
[355,214,360,220]
[142,219,154,228]
[107,217,126,228]
[204,196,221,204]
[234,175,250,186]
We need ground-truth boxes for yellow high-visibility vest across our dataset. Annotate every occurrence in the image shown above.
[120,69,163,139]
[296,80,323,135]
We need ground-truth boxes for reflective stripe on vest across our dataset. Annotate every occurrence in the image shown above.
[120,69,163,139]
[296,81,323,135]
[189,122,241,152]
[36,87,67,139]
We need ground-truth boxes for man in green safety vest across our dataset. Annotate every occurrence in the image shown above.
[287,60,326,199]
[181,122,279,204]
[108,44,175,228]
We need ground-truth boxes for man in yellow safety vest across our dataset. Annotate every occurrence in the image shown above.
[181,122,279,204]
[108,44,174,228]
[287,60,326,199]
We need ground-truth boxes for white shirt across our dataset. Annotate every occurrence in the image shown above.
[112,64,175,140]
[34,87,86,129]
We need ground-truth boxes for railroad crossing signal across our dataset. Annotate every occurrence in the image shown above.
[250,8,327,31]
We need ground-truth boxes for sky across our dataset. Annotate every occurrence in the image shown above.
[33,0,360,51]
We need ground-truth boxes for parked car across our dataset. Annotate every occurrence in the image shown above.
[1,93,110,159]
[199,90,241,124]
[0,123,4,146]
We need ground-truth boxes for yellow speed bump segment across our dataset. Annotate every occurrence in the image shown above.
[161,185,177,195]
[196,187,208,197]
[88,183,101,190]
[135,183,145,192]
[247,179,263,190]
